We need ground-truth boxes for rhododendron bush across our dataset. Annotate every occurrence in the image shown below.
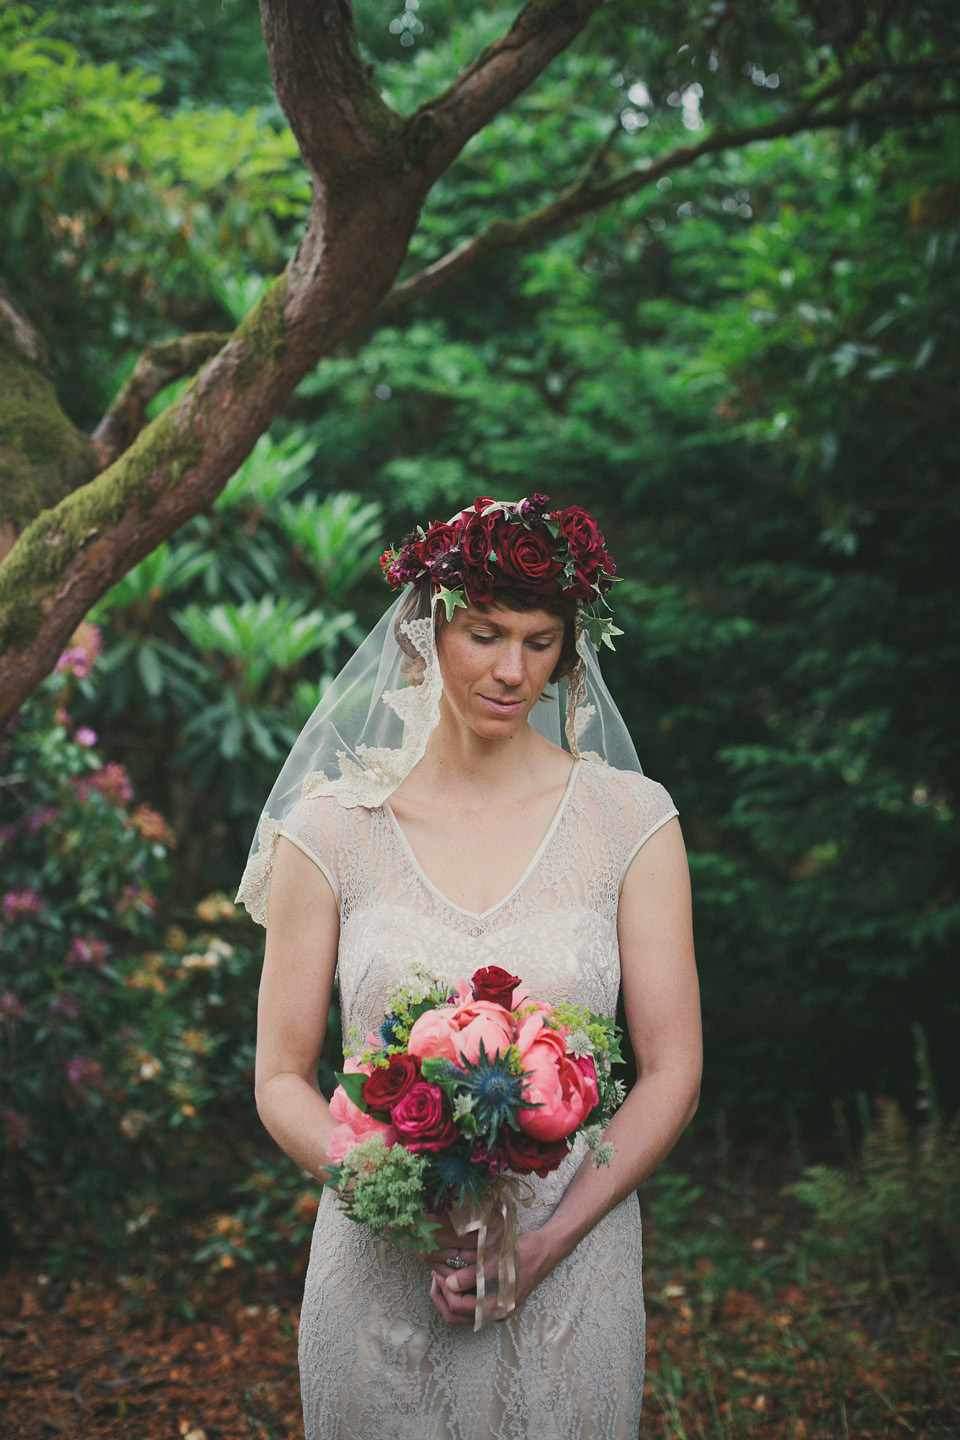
[0,637,291,1267]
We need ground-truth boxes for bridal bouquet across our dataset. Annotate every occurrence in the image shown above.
[324,964,623,1308]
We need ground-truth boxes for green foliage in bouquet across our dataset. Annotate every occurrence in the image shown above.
[325,1135,440,1254]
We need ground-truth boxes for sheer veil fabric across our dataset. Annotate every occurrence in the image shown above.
[236,588,642,926]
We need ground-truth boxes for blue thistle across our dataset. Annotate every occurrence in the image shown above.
[431,1146,474,1191]
[379,1013,403,1048]
[456,1043,529,1144]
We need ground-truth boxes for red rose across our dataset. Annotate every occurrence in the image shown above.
[361,1054,422,1116]
[391,1081,458,1152]
[458,513,496,603]
[502,1128,570,1178]
[470,496,499,527]
[493,522,562,595]
[557,506,606,568]
[471,966,521,1009]
[414,522,458,572]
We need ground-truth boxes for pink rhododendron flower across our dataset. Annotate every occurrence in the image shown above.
[516,1022,597,1142]
[25,805,60,834]
[56,621,101,679]
[0,991,26,1019]
[66,1055,104,1094]
[66,935,109,967]
[2,888,42,922]
[75,727,98,748]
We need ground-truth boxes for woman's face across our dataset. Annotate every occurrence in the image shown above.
[436,602,565,741]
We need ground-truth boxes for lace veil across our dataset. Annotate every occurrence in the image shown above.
[236,588,641,925]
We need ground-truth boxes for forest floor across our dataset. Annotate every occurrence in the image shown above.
[1,1151,957,1440]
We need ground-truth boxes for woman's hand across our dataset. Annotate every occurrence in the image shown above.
[428,1228,555,1326]
[414,1210,503,1282]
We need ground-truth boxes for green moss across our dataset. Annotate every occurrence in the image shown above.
[231,272,290,393]
[0,336,95,528]
[0,394,206,651]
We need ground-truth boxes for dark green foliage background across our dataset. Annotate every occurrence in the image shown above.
[3,1,958,1142]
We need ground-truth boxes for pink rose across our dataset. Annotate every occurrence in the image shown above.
[391,1082,458,1152]
[516,1022,596,1141]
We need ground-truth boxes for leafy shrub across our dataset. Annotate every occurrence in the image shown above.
[79,432,383,898]
[0,641,303,1269]
[789,1033,960,1302]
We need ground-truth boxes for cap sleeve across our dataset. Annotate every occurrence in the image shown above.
[616,773,679,892]
[278,795,342,910]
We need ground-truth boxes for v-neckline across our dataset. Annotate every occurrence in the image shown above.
[383,760,581,922]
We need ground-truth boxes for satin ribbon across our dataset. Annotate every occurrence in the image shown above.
[450,1176,534,1332]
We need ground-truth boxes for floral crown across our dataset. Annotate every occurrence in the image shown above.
[380,494,622,650]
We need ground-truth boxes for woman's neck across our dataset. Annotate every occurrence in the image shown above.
[405,702,569,809]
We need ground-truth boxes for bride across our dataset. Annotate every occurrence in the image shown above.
[240,494,701,1440]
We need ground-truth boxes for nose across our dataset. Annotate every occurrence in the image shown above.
[491,642,525,687]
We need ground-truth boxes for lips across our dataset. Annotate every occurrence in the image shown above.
[479,695,524,715]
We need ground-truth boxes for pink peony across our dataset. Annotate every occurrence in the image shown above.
[448,1000,516,1065]
[329,1057,374,1128]
[406,1006,461,1063]
[326,1114,398,1164]
[516,1022,597,1142]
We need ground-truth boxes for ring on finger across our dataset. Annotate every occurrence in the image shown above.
[446,1250,469,1270]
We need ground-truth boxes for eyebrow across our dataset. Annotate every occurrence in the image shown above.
[466,616,564,638]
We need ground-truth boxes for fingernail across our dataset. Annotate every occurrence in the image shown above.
[446,1275,459,1292]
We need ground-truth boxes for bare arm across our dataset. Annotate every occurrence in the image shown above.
[433,815,702,1322]
[255,837,341,1179]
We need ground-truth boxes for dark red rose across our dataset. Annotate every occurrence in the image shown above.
[557,505,606,568]
[414,522,458,572]
[493,522,562,595]
[471,965,521,1009]
[457,512,496,603]
[391,1081,458,1152]
[502,1128,570,1178]
[470,496,499,528]
[361,1053,422,1116]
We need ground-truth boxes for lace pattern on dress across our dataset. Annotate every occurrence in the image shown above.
[291,763,677,1440]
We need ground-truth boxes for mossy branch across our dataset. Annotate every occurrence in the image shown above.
[91,332,232,471]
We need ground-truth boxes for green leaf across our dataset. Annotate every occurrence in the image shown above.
[334,1070,368,1113]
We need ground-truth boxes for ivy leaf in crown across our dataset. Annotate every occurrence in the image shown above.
[578,603,623,652]
[436,585,468,622]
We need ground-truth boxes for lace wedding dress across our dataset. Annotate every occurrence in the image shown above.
[279,760,677,1440]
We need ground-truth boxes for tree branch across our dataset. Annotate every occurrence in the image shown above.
[404,0,604,179]
[389,80,960,308]
[257,0,403,182]
[0,282,50,372]
[91,332,231,472]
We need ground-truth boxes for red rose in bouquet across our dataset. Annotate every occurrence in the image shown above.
[362,1053,422,1117]
[501,1128,570,1178]
[391,1081,458,1153]
[470,965,521,1009]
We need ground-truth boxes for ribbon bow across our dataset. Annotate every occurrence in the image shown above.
[450,1175,534,1332]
